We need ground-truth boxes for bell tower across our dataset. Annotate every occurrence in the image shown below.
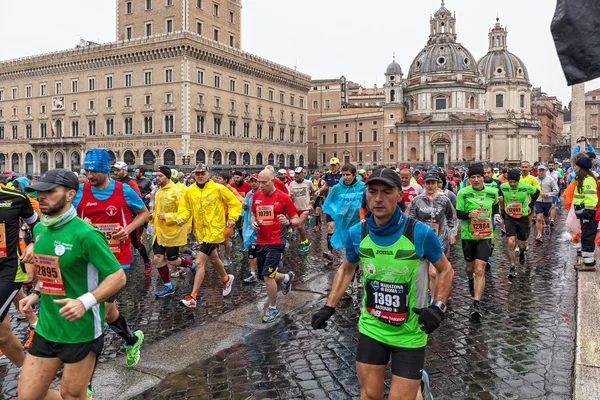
[488,18,508,51]
[428,1,457,45]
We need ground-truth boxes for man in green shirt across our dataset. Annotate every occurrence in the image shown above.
[17,169,126,400]
[500,169,540,278]
[456,163,502,319]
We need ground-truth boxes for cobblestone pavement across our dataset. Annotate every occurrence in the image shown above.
[0,212,576,399]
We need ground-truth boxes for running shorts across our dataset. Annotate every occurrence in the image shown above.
[551,196,558,205]
[313,197,323,209]
[504,216,529,241]
[152,239,180,261]
[0,282,22,323]
[535,202,552,217]
[256,244,285,280]
[29,332,104,364]
[356,333,425,380]
[198,242,220,256]
[461,239,492,262]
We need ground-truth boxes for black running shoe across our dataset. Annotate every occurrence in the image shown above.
[470,303,481,320]
[468,278,475,297]
[508,264,517,278]
[519,250,526,265]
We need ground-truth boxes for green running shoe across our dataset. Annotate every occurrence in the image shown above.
[124,330,144,368]
[508,264,517,278]
[87,382,93,399]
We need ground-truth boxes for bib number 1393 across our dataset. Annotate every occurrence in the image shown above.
[365,279,409,326]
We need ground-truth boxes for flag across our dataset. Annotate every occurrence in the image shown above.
[50,122,55,137]
[551,0,600,85]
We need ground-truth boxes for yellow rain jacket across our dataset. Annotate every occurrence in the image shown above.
[150,181,187,247]
[177,180,242,244]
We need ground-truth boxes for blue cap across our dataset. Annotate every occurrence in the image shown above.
[83,148,111,174]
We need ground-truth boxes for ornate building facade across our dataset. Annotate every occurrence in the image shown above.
[0,0,310,175]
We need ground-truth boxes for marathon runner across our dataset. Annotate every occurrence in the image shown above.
[400,168,424,211]
[134,167,153,207]
[315,158,342,258]
[409,171,457,300]
[177,163,240,308]
[76,149,147,367]
[0,179,38,367]
[18,168,126,400]
[251,169,299,323]
[500,169,540,277]
[311,171,326,231]
[311,167,453,400]
[288,167,315,252]
[572,157,598,271]
[242,174,260,284]
[547,162,562,226]
[535,165,559,242]
[483,165,503,269]
[232,171,252,244]
[216,172,244,267]
[456,163,501,319]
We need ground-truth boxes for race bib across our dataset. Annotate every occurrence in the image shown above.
[93,223,121,254]
[507,201,523,219]
[365,279,409,326]
[256,205,275,225]
[470,218,492,237]
[424,222,439,235]
[0,223,6,258]
[34,254,65,296]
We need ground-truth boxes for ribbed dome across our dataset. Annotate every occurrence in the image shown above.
[478,51,530,83]
[408,43,478,78]
[386,60,402,75]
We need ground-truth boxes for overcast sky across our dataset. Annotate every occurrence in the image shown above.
[1,0,597,107]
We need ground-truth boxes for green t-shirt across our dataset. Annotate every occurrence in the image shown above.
[33,217,121,343]
[456,185,499,240]
[500,182,537,218]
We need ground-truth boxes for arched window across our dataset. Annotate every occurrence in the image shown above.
[213,150,222,165]
[256,152,264,166]
[107,151,116,165]
[11,154,20,173]
[410,147,417,161]
[390,90,395,102]
[268,153,275,166]
[143,150,156,166]
[470,96,475,109]
[40,152,49,173]
[466,146,473,160]
[278,154,285,168]
[124,150,135,166]
[196,149,206,164]
[164,149,176,165]
[496,35,500,47]
[55,152,64,169]
[0,154,5,172]
[299,155,305,167]
[70,152,81,172]
[26,153,34,175]
[228,152,237,165]
[289,154,295,169]
[242,152,251,165]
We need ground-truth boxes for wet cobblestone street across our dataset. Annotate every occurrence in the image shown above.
[0,211,577,398]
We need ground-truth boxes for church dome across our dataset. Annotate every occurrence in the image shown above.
[386,60,402,75]
[408,43,479,78]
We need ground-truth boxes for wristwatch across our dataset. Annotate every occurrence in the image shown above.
[32,289,41,298]
[431,300,447,313]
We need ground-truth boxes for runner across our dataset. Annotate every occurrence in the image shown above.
[134,168,153,207]
[216,172,244,266]
[535,165,559,242]
[483,165,503,269]
[232,170,252,243]
[409,171,457,300]
[288,167,315,252]
[177,163,241,308]
[18,168,126,400]
[572,157,598,271]
[500,169,540,277]
[76,149,147,367]
[316,158,342,257]
[456,163,502,319]
[311,167,453,400]
[251,169,299,323]
[0,180,38,367]
[400,168,424,210]
[150,167,190,297]
[547,162,562,227]
[242,174,260,284]
[311,171,326,232]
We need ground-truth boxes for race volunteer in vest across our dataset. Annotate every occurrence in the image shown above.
[0,180,38,368]
[315,158,343,257]
[456,163,501,320]
[400,168,423,211]
[75,149,148,367]
[113,161,152,274]
[18,169,126,400]
[500,169,540,278]
[311,167,453,400]
[572,157,598,271]
[177,163,241,309]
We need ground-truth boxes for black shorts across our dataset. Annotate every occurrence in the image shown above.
[248,243,257,259]
[256,244,285,280]
[29,333,104,364]
[356,333,425,380]
[535,202,553,218]
[152,239,180,262]
[326,214,334,223]
[504,216,529,241]
[313,197,323,209]
[462,239,492,262]
[0,282,22,323]
[196,242,219,256]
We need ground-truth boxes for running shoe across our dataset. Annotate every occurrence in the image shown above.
[299,241,311,253]
[470,303,481,320]
[344,284,353,298]
[223,274,235,296]
[143,261,152,275]
[468,277,475,297]
[282,271,295,295]
[181,295,197,308]
[170,267,185,278]
[223,257,232,267]
[243,274,258,284]
[421,369,434,400]
[23,327,35,350]
[519,250,526,265]
[323,251,334,260]
[575,263,596,272]
[545,226,551,236]
[508,264,517,278]
[535,234,543,243]
[549,220,555,228]
[87,383,93,399]
[124,330,144,368]
[262,307,281,323]
[155,285,175,298]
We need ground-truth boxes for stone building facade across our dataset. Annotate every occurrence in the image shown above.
[584,89,600,151]
[0,0,310,175]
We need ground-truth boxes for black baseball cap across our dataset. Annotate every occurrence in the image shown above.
[25,168,79,192]
[366,168,402,188]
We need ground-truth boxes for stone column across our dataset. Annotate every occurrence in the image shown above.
[425,132,431,162]
[458,130,463,161]
[403,131,408,162]
[571,83,586,152]
[452,130,457,162]
[475,129,480,160]
[419,131,424,161]
[481,130,487,160]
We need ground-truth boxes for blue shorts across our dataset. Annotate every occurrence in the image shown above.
[256,244,286,279]
[535,202,552,217]
[551,196,558,205]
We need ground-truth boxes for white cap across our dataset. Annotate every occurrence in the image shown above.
[113,161,128,170]
[278,169,286,174]
[294,167,303,173]
[290,171,295,177]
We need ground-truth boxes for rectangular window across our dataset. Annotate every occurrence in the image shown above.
[106,118,114,135]
[25,106,31,115]
[40,84,46,96]
[166,19,173,33]
[257,86,262,98]
[300,97,304,108]
[165,93,173,103]
[25,86,32,98]
[229,79,236,92]
[165,68,173,83]
[89,100,95,109]
[145,95,151,105]
[435,98,447,110]
[71,101,77,111]
[40,123,46,138]
[372,151,378,162]
[345,132,349,143]
[88,120,96,136]
[55,82,62,95]
[196,21,202,35]
[325,99,330,109]
[257,124,263,139]
[125,96,132,107]
[197,69,204,84]
[215,98,220,108]
[11,107,16,116]
[144,117,152,133]
[279,92,284,104]
[333,133,338,144]
[214,74,221,88]
[230,100,235,111]
[41,104,46,114]
[144,71,152,85]
[88,77,95,91]
[126,1,132,13]
[268,126,274,140]
[197,0,202,8]
[125,73,132,87]
[520,94,525,109]
[146,23,152,36]
[146,0,152,10]
[126,26,133,40]
[268,89,274,101]
[11,87,17,99]
[213,28,219,41]
[389,141,394,148]
[358,131,363,142]
[106,76,113,89]
[213,3,219,16]
[229,35,234,47]
[243,82,249,95]
[165,115,174,133]
[0,89,3,101]
[214,118,221,135]
[322,134,326,144]
[229,11,234,23]
[197,115,205,133]
[279,127,285,141]
[358,151,363,162]
[495,94,504,108]
[72,121,79,137]
[107,98,112,108]
[322,153,327,164]
[12,126,18,140]
[372,130,378,141]
[290,95,295,106]
[197,94,203,105]
[313,100,318,110]
[166,0,173,5]
[71,80,78,93]
[26,124,32,139]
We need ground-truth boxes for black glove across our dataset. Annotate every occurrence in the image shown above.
[311,305,335,329]
[412,306,444,334]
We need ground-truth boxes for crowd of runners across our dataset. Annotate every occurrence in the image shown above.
[0,136,596,399]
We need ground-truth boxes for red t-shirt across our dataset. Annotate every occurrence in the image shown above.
[232,181,252,198]
[273,178,289,194]
[252,190,298,245]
